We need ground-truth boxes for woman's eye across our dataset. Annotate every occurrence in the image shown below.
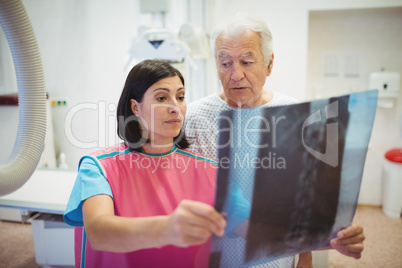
[177,96,185,101]
[156,96,166,102]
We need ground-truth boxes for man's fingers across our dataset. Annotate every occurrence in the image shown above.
[337,233,365,245]
[337,224,363,239]
[345,251,362,259]
[339,242,365,253]
[330,239,364,259]
[348,243,364,254]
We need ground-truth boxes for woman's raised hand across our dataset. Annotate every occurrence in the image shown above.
[164,200,226,247]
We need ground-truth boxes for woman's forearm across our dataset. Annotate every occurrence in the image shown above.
[82,196,225,253]
[85,214,170,252]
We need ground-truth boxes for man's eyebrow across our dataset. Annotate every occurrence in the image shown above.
[218,52,256,58]
[241,52,255,57]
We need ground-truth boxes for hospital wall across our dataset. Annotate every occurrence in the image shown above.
[0,0,401,205]
[1,0,192,170]
[306,8,402,205]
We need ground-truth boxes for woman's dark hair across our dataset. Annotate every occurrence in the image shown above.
[117,59,190,152]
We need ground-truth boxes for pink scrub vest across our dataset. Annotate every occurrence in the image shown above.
[75,143,217,268]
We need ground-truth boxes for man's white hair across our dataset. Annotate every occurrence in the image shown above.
[210,13,274,66]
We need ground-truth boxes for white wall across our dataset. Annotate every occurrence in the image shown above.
[2,0,191,169]
[16,0,133,169]
[307,7,402,205]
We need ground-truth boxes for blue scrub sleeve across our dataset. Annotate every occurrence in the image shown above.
[224,181,251,238]
[63,156,113,227]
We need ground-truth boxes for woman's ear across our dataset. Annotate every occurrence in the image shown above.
[130,99,140,116]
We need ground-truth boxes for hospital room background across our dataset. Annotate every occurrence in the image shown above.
[0,0,401,267]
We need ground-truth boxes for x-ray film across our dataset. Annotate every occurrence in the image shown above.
[209,90,378,267]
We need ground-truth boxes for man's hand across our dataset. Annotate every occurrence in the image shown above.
[296,252,313,268]
[330,224,365,259]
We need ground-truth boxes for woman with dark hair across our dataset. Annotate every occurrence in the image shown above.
[64,60,226,268]
[116,59,190,151]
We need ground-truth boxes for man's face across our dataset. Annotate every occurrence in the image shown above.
[215,30,272,108]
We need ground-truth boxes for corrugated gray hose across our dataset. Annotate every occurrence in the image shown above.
[0,0,46,196]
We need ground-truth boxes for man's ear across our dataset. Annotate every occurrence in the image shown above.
[267,53,274,76]
[130,99,139,116]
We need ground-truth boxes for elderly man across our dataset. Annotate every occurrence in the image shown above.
[185,15,365,267]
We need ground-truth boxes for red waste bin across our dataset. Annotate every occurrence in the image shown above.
[382,148,402,218]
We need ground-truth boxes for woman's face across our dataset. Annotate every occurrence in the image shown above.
[131,75,186,147]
